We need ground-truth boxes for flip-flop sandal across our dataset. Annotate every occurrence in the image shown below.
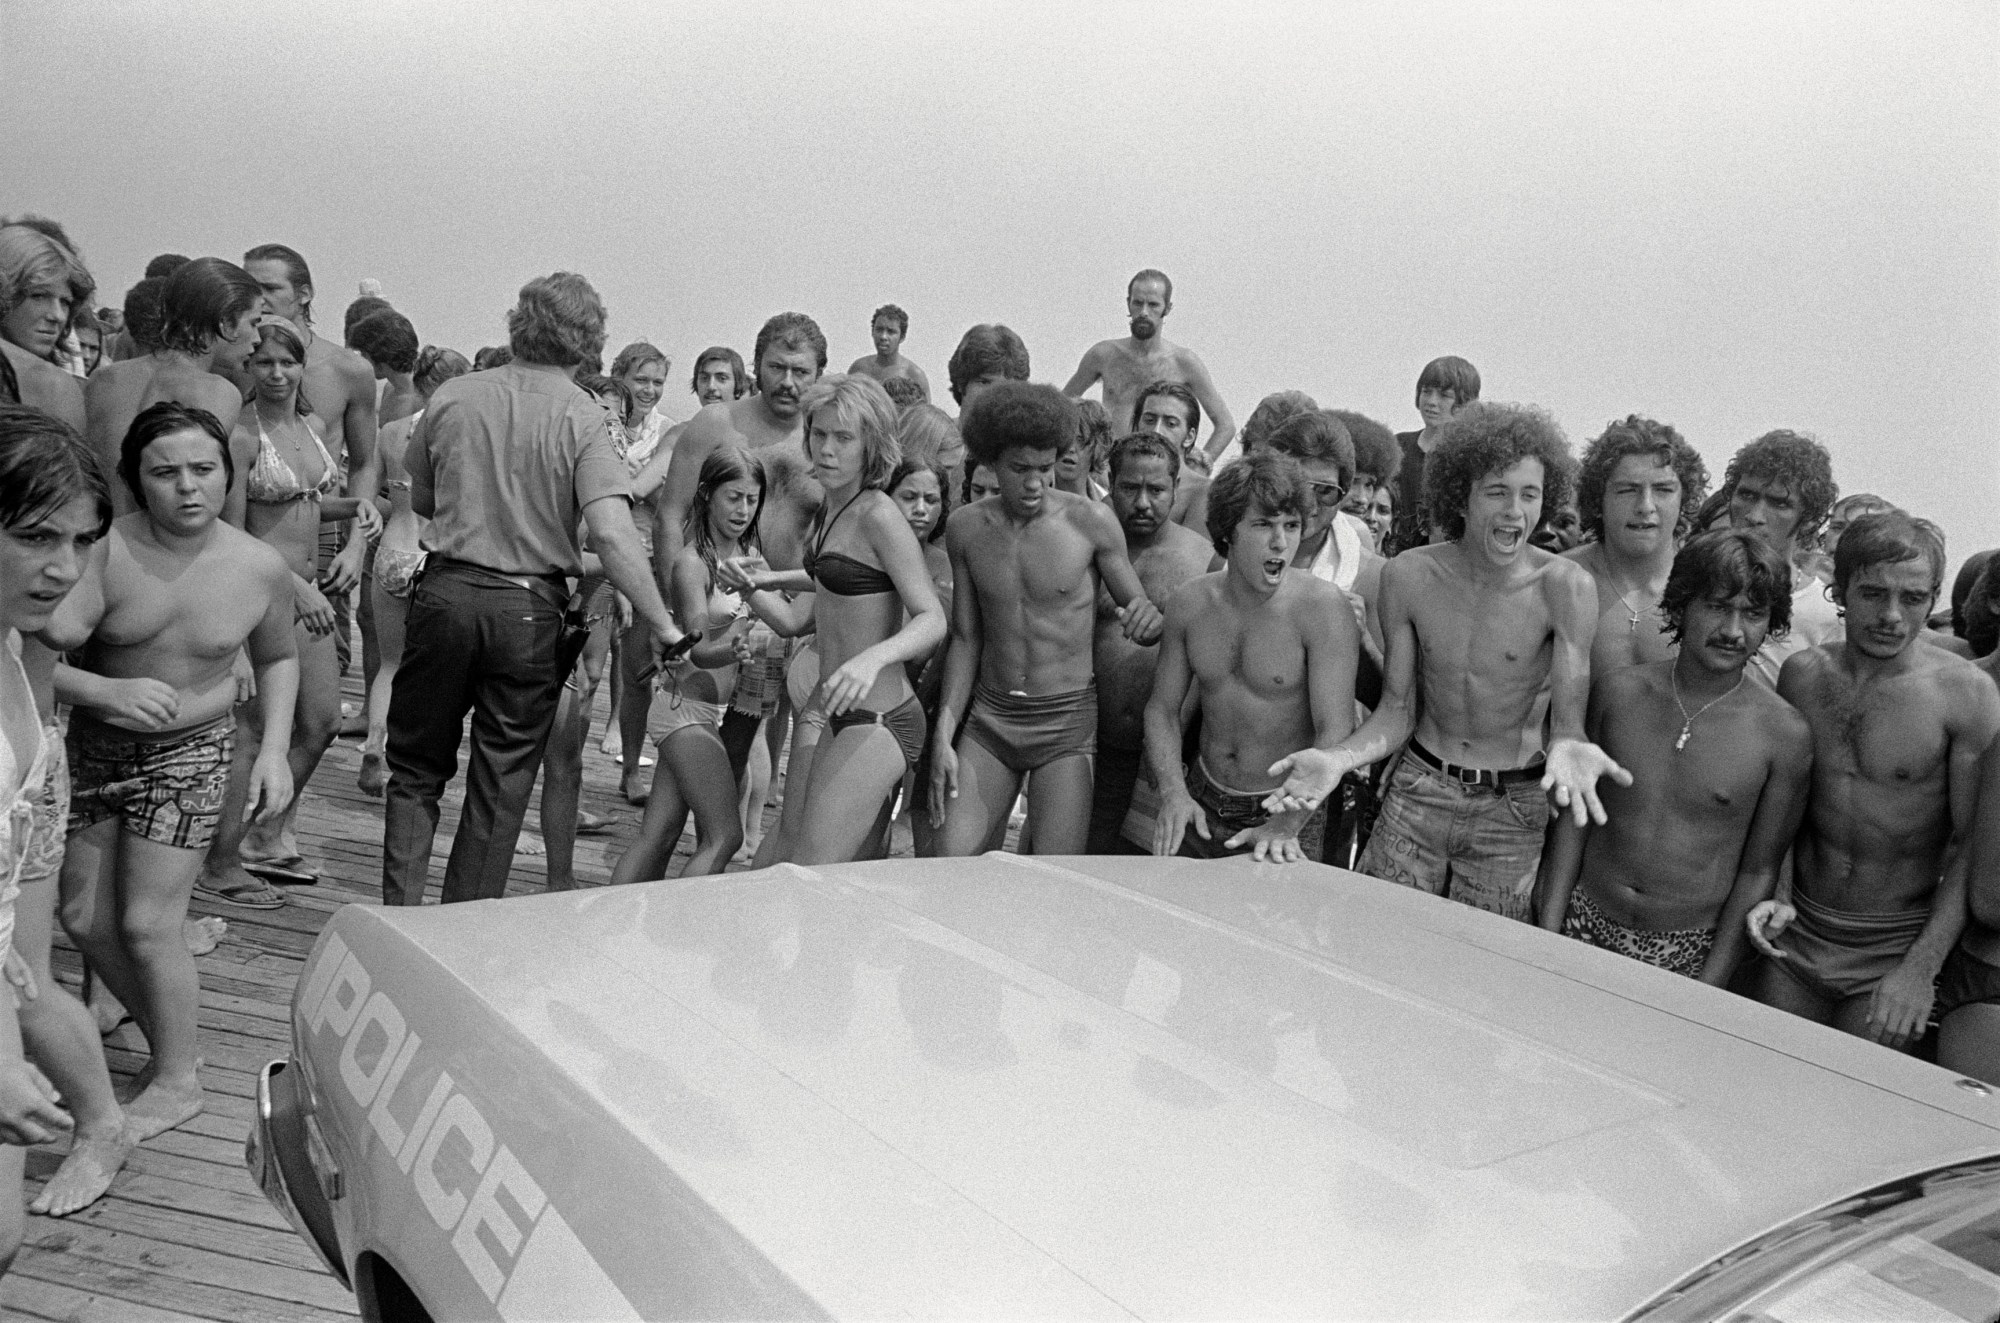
[241,860,319,886]
[193,877,287,909]
[575,811,624,836]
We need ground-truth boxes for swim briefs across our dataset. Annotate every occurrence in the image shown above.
[1562,888,1715,980]
[374,546,427,600]
[1936,944,2000,1022]
[826,694,928,772]
[960,681,1096,775]
[1765,890,1930,1003]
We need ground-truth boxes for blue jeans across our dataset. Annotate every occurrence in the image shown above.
[1354,749,1552,922]
[381,561,566,905]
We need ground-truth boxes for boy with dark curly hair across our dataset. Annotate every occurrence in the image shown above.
[1716,429,1842,685]
[1263,402,1630,921]
[1538,530,1810,983]
[1565,415,1710,674]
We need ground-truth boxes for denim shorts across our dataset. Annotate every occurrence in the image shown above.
[1354,748,1551,922]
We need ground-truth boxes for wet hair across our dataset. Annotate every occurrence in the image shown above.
[118,401,234,505]
[1075,399,1114,473]
[506,272,605,368]
[343,295,394,339]
[1107,430,1181,483]
[1240,390,1320,454]
[242,243,314,320]
[609,340,668,382]
[1265,410,1355,490]
[1830,492,1897,527]
[577,373,635,424]
[962,463,998,508]
[348,308,419,375]
[1660,530,1794,646]
[0,225,96,339]
[1953,549,1996,639]
[1128,268,1173,304]
[881,376,926,408]
[1575,415,1710,542]
[144,254,190,280]
[754,312,828,375]
[895,403,961,468]
[1833,511,1947,598]
[798,374,901,490]
[1206,451,1312,557]
[1720,429,1838,546]
[158,257,263,357]
[872,304,909,335]
[0,403,111,537]
[887,456,952,544]
[253,320,315,416]
[1131,380,1201,441]
[685,444,764,577]
[414,345,470,397]
[1423,402,1574,543]
[691,345,747,398]
[1415,355,1481,407]
[961,381,1076,468]
[1329,410,1400,486]
[121,277,169,352]
[946,324,1029,405]
[473,345,512,370]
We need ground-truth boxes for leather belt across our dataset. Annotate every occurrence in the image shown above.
[1406,739,1545,789]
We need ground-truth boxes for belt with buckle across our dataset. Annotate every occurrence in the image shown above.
[1407,739,1545,789]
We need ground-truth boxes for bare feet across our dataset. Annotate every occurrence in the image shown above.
[84,971,131,1036]
[122,1069,203,1142]
[31,1124,135,1216]
[516,834,546,857]
[358,750,388,797]
[184,915,227,957]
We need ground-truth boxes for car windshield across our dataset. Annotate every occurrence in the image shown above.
[1634,1158,2000,1322]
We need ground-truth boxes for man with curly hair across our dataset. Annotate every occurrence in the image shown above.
[1749,512,2000,1052]
[1564,415,1709,673]
[1716,429,1843,686]
[1262,402,1630,922]
[1538,531,1810,983]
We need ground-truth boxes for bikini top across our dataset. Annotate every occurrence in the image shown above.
[803,493,896,597]
[247,412,338,504]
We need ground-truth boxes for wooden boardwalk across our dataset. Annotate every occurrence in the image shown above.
[2,667,735,1322]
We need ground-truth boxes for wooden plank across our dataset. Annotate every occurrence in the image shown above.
[2,1274,213,1322]
[19,1221,354,1314]
[25,1155,293,1233]
[7,1247,355,1323]
[45,1194,332,1276]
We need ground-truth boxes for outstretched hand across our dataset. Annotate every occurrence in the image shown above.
[1261,747,1353,816]
[1541,738,1632,827]
[1223,815,1306,863]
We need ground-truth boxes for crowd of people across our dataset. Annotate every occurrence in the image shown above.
[0,218,1998,1268]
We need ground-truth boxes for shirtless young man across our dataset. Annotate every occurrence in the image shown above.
[85,259,262,518]
[1748,513,2000,1050]
[1128,380,1212,527]
[847,304,930,402]
[928,383,1162,856]
[0,222,91,431]
[1064,269,1236,463]
[1263,404,1630,921]
[1716,430,1843,686]
[1538,531,1811,983]
[1088,432,1214,853]
[946,323,1030,415]
[1147,452,1360,861]
[1563,416,1709,674]
[50,403,298,1138]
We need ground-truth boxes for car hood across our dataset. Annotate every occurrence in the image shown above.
[327,856,2000,1320]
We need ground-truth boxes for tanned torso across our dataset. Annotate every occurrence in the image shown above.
[1781,642,1997,915]
[955,489,1119,695]
[1083,339,1199,448]
[1094,522,1211,749]
[1580,663,1809,929]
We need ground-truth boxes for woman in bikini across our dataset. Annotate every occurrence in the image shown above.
[358,345,469,794]
[609,445,760,884]
[195,319,378,904]
[722,374,946,864]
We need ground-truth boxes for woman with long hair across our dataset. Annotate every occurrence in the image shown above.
[357,345,470,794]
[610,445,761,882]
[722,374,945,864]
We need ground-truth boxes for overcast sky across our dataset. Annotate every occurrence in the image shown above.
[7,0,1995,569]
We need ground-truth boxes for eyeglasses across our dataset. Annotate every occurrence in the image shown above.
[1309,480,1347,507]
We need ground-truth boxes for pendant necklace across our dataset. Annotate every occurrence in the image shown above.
[1670,669,1743,751]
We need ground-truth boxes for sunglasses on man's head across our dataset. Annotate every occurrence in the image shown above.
[1309,480,1346,507]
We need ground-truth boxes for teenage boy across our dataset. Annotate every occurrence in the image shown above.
[847,303,930,401]
[52,403,299,1138]
[1564,416,1710,673]
[1263,403,1628,921]
[929,383,1161,856]
[1749,513,2000,1050]
[1538,530,1811,983]
[1128,379,1212,525]
[1388,355,1479,555]
[1063,269,1237,462]
[1146,452,1360,860]
[1089,432,1213,853]
[946,323,1030,414]
[1716,429,1843,686]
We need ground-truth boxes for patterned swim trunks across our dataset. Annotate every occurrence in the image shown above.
[19,720,69,884]
[1562,888,1714,979]
[66,711,235,851]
